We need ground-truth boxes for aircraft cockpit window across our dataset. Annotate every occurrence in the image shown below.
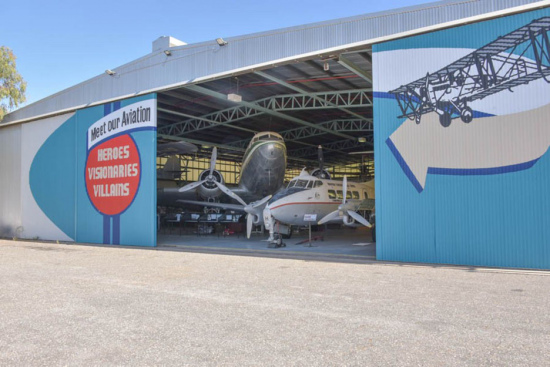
[328,190,337,199]
[306,181,314,189]
[315,181,323,187]
[336,190,344,200]
[294,180,308,188]
[259,134,275,141]
[287,181,296,188]
[352,191,359,199]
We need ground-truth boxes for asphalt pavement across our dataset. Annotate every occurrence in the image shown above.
[1,239,549,366]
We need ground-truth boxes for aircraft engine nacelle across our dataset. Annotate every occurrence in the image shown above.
[343,214,355,227]
[311,168,331,180]
[197,169,225,199]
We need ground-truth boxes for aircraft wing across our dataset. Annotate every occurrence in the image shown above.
[157,187,201,207]
[176,200,246,212]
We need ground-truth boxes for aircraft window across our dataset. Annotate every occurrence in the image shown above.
[352,191,359,199]
[306,181,314,189]
[287,181,296,188]
[364,192,368,199]
[269,186,308,204]
[294,180,308,188]
[328,190,337,199]
[346,191,353,199]
[336,190,344,200]
[315,181,323,187]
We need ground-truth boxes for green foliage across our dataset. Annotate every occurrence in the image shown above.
[0,46,26,121]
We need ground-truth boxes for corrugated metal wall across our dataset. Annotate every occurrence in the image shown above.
[0,125,22,238]
[374,7,550,269]
[3,0,544,124]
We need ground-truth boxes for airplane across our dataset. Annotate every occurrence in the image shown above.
[261,169,375,246]
[390,16,550,127]
[158,131,287,218]
[178,145,376,244]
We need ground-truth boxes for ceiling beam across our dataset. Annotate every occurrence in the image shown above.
[338,54,373,84]
[157,88,372,137]
[255,70,367,120]
[158,107,258,135]
[184,84,355,140]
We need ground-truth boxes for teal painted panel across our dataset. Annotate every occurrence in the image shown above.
[374,9,550,269]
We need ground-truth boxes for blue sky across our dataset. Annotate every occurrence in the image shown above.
[2,0,429,107]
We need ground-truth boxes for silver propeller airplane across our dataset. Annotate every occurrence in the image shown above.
[159,132,287,224]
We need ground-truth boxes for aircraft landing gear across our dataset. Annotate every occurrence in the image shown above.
[439,112,452,127]
[460,106,473,123]
[268,233,286,248]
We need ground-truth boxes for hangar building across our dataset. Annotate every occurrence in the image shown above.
[1,0,550,269]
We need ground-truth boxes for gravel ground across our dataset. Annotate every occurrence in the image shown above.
[1,239,549,366]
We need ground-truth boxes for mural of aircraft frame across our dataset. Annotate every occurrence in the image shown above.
[389,17,550,127]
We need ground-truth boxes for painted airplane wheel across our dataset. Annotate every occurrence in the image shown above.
[439,112,452,127]
[460,106,473,123]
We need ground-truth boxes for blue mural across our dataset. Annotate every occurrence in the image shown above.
[374,9,550,269]
[29,94,157,247]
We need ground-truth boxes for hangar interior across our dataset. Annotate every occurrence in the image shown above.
[154,47,376,252]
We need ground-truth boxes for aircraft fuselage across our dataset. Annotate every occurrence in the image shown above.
[265,174,374,226]
[237,133,287,201]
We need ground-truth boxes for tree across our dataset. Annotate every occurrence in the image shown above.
[0,46,26,121]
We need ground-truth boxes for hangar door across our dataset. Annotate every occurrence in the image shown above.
[14,94,157,247]
[374,8,550,269]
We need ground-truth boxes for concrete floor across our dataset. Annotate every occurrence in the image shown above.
[157,226,376,258]
[1,239,549,366]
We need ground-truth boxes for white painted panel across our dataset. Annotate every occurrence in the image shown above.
[0,125,22,237]
[20,113,74,241]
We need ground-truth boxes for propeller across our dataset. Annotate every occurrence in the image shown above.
[243,195,272,239]
[214,181,247,206]
[178,147,230,195]
[318,145,325,177]
[312,145,330,179]
[318,176,372,228]
[209,146,217,176]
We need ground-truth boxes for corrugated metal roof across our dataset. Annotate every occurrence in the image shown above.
[3,0,547,124]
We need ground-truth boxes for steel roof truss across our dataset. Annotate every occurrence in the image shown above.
[158,88,372,136]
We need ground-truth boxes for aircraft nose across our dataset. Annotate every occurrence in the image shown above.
[260,143,285,160]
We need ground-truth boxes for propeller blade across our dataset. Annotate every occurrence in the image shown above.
[250,195,271,209]
[317,145,324,174]
[209,147,217,176]
[214,181,247,206]
[246,214,254,239]
[347,210,372,228]
[178,180,205,192]
[318,209,340,225]
[342,175,347,205]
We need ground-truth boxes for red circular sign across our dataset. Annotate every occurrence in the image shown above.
[85,134,141,215]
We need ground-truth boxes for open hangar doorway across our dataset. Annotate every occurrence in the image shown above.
[154,48,376,257]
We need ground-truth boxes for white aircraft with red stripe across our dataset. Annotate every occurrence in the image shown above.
[262,169,375,242]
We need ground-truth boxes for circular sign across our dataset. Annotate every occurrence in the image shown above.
[85,134,141,215]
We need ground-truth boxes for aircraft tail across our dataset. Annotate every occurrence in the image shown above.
[157,155,182,180]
